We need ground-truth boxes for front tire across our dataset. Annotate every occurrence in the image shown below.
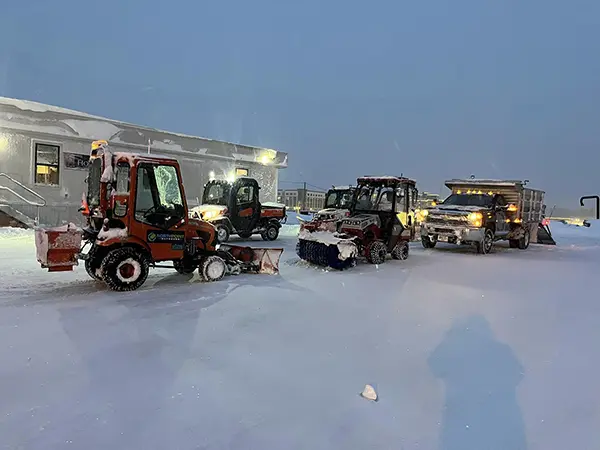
[198,255,226,282]
[100,247,150,291]
[391,241,409,260]
[216,224,230,243]
[476,229,494,254]
[261,223,280,241]
[366,240,387,264]
[421,236,437,249]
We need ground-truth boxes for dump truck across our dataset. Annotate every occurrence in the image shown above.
[296,176,418,269]
[299,185,355,233]
[420,178,552,254]
[34,140,283,291]
[190,178,286,243]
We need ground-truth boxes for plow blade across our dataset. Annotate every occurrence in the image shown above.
[219,244,284,274]
[35,223,83,272]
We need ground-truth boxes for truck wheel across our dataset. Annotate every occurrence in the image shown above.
[366,240,387,264]
[476,229,494,254]
[198,255,226,282]
[391,241,409,260]
[261,224,279,241]
[216,224,230,243]
[173,258,196,274]
[100,247,150,291]
[509,239,518,248]
[518,228,530,249]
[421,236,437,249]
[237,231,253,239]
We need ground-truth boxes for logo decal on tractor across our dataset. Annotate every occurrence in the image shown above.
[146,230,185,243]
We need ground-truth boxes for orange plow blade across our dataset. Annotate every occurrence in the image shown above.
[34,223,83,272]
[219,244,284,275]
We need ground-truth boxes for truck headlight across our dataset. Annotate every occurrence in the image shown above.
[468,212,483,227]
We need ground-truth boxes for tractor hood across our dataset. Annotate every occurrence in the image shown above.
[189,204,228,221]
[315,208,349,220]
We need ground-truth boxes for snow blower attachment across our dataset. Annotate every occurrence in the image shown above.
[33,140,283,291]
[296,176,418,269]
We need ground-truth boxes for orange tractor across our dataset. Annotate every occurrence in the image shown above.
[34,140,284,291]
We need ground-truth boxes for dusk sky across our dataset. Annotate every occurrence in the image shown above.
[1,0,599,206]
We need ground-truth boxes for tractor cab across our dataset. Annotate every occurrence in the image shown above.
[346,176,418,242]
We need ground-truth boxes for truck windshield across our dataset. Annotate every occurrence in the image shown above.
[443,194,493,207]
[324,190,353,209]
[202,183,229,205]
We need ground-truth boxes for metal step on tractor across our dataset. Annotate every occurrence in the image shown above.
[296,176,418,270]
[34,140,283,292]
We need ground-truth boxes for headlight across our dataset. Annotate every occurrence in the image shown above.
[203,211,215,220]
[418,209,429,220]
[468,212,483,227]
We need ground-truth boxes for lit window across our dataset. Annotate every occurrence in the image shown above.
[35,143,60,185]
[236,168,249,177]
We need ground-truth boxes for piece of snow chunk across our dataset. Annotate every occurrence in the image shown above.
[361,384,378,401]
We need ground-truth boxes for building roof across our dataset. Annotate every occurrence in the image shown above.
[0,96,287,168]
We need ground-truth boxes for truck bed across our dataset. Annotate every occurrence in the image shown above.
[444,179,545,224]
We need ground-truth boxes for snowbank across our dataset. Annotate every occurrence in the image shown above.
[0,226,33,239]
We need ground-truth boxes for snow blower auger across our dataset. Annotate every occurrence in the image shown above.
[296,176,418,270]
[34,140,283,292]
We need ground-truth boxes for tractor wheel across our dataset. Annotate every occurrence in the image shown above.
[84,247,104,282]
[198,255,226,282]
[261,223,280,241]
[366,240,387,265]
[391,241,410,260]
[476,229,494,254]
[173,258,196,274]
[421,236,437,249]
[237,231,253,240]
[509,239,518,248]
[100,247,150,291]
[518,228,531,250]
[216,224,230,243]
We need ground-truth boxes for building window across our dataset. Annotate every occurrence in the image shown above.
[35,143,60,185]
[236,168,249,177]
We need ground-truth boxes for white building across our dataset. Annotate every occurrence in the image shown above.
[277,188,325,212]
[0,97,288,227]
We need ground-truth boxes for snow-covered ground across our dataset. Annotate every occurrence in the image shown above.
[0,220,599,449]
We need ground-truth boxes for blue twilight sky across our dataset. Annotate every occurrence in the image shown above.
[1,0,599,206]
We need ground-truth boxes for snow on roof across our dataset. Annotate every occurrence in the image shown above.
[0,96,288,167]
[331,185,354,191]
[357,176,416,184]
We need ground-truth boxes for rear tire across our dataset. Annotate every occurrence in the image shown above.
[476,229,494,254]
[421,236,437,249]
[198,255,226,282]
[216,224,230,243]
[100,247,150,291]
[518,228,530,249]
[261,223,280,241]
[366,240,387,264]
[391,241,409,260]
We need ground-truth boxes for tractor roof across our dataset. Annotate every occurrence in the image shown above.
[357,176,416,186]
[113,151,179,165]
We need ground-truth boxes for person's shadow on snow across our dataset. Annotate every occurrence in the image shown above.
[428,315,527,450]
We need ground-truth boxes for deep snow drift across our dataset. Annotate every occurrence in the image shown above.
[0,220,599,449]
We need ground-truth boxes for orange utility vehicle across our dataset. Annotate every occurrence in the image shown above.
[34,140,283,291]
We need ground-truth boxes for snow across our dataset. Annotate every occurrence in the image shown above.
[0,221,599,449]
[262,201,286,208]
[298,229,358,260]
[97,227,128,241]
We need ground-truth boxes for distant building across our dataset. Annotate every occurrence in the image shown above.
[277,188,325,212]
[416,191,441,209]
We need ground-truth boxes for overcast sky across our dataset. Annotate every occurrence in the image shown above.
[1,0,599,206]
